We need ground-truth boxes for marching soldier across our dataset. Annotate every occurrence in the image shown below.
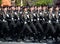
[45,6,56,40]
[54,6,60,41]
[0,6,60,42]
[33,6,44,41]
[27,6,39,41]
[39,6,48,40]
[38,6,43,23]
[29,6,38,34]
[21,7,33,40]
[15,6,22,40]
[0,12,4,39]
[43,6,48,22]
[1,7,10,40]
[8,6,17,40]
[36,6,44,34]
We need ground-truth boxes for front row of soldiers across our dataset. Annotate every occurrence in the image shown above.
[0,6,60,42]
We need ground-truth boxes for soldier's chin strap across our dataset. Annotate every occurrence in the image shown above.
[31,18,33,22]
[37,18,39,21]
[24,21,27,24]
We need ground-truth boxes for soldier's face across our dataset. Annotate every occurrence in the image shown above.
[7,7,10,10]
[24,8,27,11]
[35,6,37,10]
[4,8,7,11]
[30,7,34,11]
[12,7,15,10]
[56,7,59,11]
[8,7,11,10]
[18,7,20,10]
[49,7,53,12]
[39,6,42,10]
[43,6,46,10]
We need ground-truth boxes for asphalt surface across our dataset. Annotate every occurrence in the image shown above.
[0,38,60,44]
[0,40,60,44]
[0,42,46,44]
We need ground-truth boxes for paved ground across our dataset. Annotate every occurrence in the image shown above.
[0,38,60,44]
[0,42,47,44]
[0,41,60,44]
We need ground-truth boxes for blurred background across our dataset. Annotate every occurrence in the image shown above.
[0,0,53,6]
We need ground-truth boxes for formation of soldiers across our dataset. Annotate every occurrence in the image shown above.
[0,6,60,42]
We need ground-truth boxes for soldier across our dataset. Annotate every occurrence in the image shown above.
[29,6,38,34]
[38,6,48,40]
[15,6,22,40]
[38,6,43,22]
[42,5,49,34]
[17,6,23,20]
[36,6,44,34]
[35,6,44,34]
[25,6,38,41]
[54,6,60,41]
[0,10,4,39]
[32,6,44,41]
[0,7,5,39]
[43,6,48,22]
[23,7,33,32]
[20,7,33,40]
[45,6,56,40]
[0,7,10,40]
[7,6,17,40]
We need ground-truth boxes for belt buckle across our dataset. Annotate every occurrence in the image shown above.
[31,19,33,21]
[3,19,7,22]
[56,19,59,23]
[37,18,39,20]
[48,20,51,23]
[34,19,36,21]
[24,21,27,24]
